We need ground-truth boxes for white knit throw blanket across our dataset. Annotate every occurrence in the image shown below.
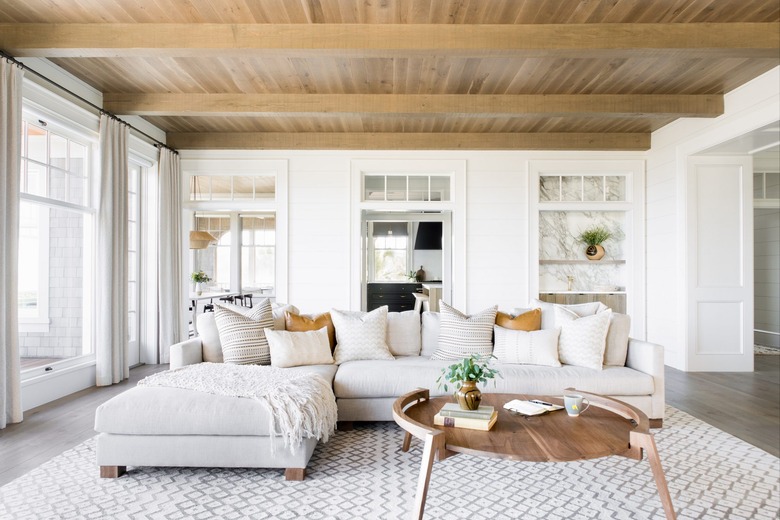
[137,363,338,452]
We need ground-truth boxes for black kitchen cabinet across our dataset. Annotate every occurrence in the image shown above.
[367,283,422,312]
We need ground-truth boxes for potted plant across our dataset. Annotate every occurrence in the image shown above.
[577,225,612,261]
[436,354,501,410]
[191,271,211,295]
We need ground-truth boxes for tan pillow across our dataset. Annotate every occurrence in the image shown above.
[496,309,541,331]
[604,313,631,366]
[285,311,337,352]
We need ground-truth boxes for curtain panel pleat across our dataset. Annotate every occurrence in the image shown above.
[95,115,129,386]
[0,59,23,429]
[158,148,183,363]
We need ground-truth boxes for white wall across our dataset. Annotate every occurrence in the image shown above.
[646,66,780,370]
[201,151,644,317]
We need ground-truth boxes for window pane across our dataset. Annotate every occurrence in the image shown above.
[430,176,450,201]
[26,124,47,163]
[210,177,232,200]
[70,142,86,175]
[374,250,407,281]
[562,176,583,201]
[191,176,210,201]
[408,176,429,201]
[69,173,86,206]
[254,175,276,198]
[605,176,627,201]
[26,161,46,197]
[50,168,68,202]
[18,204,92,362]
[233,176,254,199]
[128,192,138,221]
[364,175,385,201]
[583,176,604,202]
[128,311,137,342]
[386,176,406,201]
[50,134,68,170]
[539,176,560,202]
[766,171,780,199]
[18,203,41,317]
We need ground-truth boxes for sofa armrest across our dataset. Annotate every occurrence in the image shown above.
[625,338,665,422]
[170,338,204,369]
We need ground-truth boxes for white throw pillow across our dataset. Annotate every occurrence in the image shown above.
[272,302,299,331]
[213,299,274,365]
[556,307,612,370]
[387,310,422,356]
[420,311,440,357]
[493,325,562,367]
[604,313,631,366]
[265,327,334,368]
[331,306,394,364]
[528,299,608,330]
[430,302,498,360]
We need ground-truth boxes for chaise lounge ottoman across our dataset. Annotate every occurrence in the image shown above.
[94,364,338,481]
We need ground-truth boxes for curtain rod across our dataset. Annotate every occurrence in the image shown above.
[1,50,177,155]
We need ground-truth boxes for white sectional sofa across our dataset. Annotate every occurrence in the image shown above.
[171,309,665,424]
[95,305,664,480]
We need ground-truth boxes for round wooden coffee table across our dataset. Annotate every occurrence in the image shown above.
[393,389,676,520]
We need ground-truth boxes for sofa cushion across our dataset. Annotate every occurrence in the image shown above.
[496,309,541,331]
[493,325,561,367]
[265,327,334,368]
[556,307,612,370]
[605,313,631,366]
[95,364,338,436]
[527,299,608,330]
[331,306,394,364]
[430,302,498,360]
[420,311,440,357]
[333,357,654,399]
[285,311,336,352]
[214,300,274,365]
[387,310,422,356]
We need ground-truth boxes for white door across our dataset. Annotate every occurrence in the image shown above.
[686,156,754,371]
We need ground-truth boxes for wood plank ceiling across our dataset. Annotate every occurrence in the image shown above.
[1,0,778,150]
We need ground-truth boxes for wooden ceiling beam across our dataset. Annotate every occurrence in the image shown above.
[104,93,723,118]
[2,23,777,58]
[166,132,650,151]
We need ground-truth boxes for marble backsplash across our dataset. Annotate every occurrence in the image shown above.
[539,210,626,292]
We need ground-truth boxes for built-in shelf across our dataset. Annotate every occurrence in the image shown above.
[539,259,626,265]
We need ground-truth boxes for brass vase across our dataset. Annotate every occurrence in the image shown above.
[585,244,605,261]
[456,380,482,410]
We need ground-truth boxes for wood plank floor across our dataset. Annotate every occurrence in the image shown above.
[0,357,778,488]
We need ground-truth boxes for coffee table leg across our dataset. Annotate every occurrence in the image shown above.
[402,432,413,452]
[411,431,445,520]
[631,431,677,520]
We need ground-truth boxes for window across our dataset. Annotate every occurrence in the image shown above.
[189,174,275,201]
[18,113,95,366]
[191,212,276,294]
[363,174,451,202]
[370,222,410,282]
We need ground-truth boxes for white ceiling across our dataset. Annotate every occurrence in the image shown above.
[700,121,780,155]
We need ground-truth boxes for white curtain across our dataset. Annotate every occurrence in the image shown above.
[95,114,129,386]
[158,148,183,364]
[0,58,23,429]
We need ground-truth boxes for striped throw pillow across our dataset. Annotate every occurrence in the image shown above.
[213,299,274,365]
[430,302,498,360]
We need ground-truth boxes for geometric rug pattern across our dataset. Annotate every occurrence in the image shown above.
[1,406,778,519]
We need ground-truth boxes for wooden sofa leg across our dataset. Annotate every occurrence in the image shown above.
[338,421,354,431]
[649,419,663,429]
[285,468,306,481]
[100,465,126,478]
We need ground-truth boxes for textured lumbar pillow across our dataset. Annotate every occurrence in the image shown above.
[496,308,541,331]
[213,299,275,365]
[431,302,498,360]
[331,306,394,364]
[555,306,612,370]
[284,311,337,352]
[493,325,561,367]
[265,327,334,368]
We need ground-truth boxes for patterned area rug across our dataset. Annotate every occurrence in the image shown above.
[1,407,778,519]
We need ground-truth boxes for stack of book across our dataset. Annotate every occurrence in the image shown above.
[433,403,498,431]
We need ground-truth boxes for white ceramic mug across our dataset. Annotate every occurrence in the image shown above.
[564,394,590,417]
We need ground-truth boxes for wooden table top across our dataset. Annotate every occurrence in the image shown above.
[400,393,637,463]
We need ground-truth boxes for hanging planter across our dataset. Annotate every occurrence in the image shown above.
[577,226,612,261]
